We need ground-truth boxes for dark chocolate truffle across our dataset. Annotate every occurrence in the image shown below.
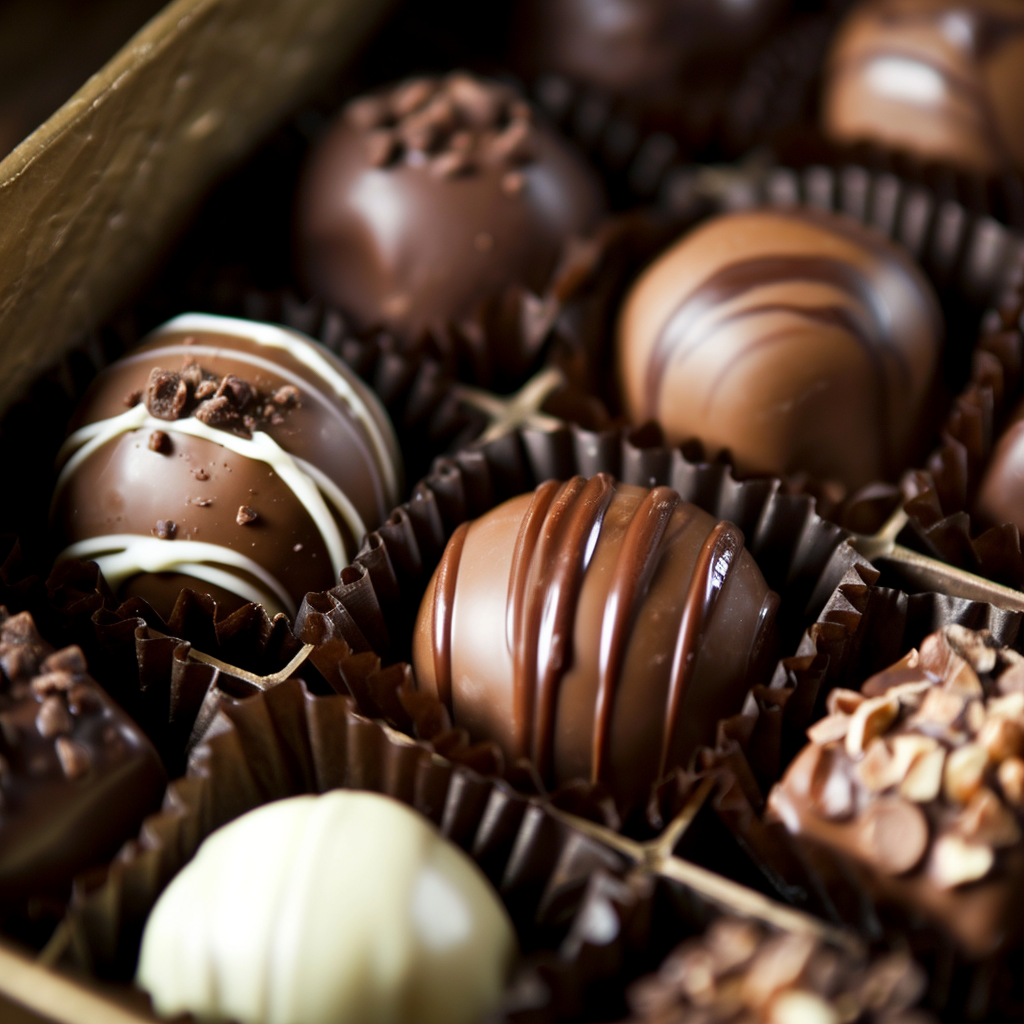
[617,208,943,493]
[822,0,1024,176]
[0,609,165,928]
[412,474,779,814]
[974,399,1024,533]
[514,0,787,101]
[52,313,402,620]
[297,73,606,374]
[769,625,1024,959]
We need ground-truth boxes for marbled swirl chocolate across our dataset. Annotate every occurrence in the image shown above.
[617,208,942,493]
[52,313,402,620]
[413,475,779,814]
[823,0,1024,175]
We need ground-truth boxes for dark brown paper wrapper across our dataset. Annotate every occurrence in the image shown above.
[61,674,633,983]
[294,419,872,835]
[703,578,1024,1020]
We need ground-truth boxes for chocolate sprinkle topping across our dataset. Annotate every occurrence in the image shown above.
[236,506,258,526]
[153,520,176,540]
[148,430,170,454]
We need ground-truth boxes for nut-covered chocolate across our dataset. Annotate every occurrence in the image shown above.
[622,916,930,1024]
[412,475,779,814]
[52,313,402,620]
[617,208,943,494]
[297,73,606,373]
[769,625,1024,958]
[514,0,787,101]
[0,609,165,929]
[822,0,1024,175]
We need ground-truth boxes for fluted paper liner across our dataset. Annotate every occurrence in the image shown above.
[294,420,872,834]
[60,675,632,982]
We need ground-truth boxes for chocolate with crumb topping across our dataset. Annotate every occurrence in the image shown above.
[298,72,605,381]
[769,625,1024,958]
[0,608,165,937]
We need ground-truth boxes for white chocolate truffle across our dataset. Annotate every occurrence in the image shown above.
[137,791,516,1024]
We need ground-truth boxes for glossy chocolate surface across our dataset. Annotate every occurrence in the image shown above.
[52,314,402,620]
[769,626,1024,958]
[0,609,165,926]
[413,475,779,814]
[823,0,1024,175]
[514,0,787,100]
[975,399,1024,533]
[617,208,943,493]
[298,74,605,358]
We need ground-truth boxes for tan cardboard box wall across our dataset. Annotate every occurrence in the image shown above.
[0,0,391,1018]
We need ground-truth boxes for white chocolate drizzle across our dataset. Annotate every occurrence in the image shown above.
[154,313,401,507]
[54,404,355,579]
[58,535,296,618]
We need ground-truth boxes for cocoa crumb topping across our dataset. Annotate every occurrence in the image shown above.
[149,430,170,454]
[192,467,210,481]
[125,389,142,408]
[153,520,176,540]
[236,506,259,526]
[140,359,302,439]
[347,73,536,176]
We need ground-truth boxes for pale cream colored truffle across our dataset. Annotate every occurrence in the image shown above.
[137,791,516,1024]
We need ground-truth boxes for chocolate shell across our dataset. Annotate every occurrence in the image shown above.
[51,313,402,620]
[297,73,606,379]
[973,397,1024,536]
[617,207,943,494]
[0,608,165,935]
[822,0,1024,176]
[412,474,779,815]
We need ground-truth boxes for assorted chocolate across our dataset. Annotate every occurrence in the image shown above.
[822,0,1024,176]
[297,72,606,382]
[0,608,165,934]
[769,624,1024,959]
[412,474,779,815]
[620,916,931,1024]
[18,4,1024,1022]
[617,207,944,494]
[51,313,402,620]
[137,790,516,1024]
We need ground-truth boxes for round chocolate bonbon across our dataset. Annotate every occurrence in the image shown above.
[822,0,1024,175]
[514,0,787,101]
[137,791,516,1024]
[974,399,1024,533]
[412,474,779,814]
[297,73,605,370]
[617,208,943,493]
[52,313,402,619]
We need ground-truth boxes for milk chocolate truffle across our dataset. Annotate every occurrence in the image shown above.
[0,609,165,929]
[137,791,516,1024]
[974,398,1024,534]
[297,73,606,372]
[622,916,930,1024]
[413,475,779,814]
[514,0,787,101]
[769,625,1024,959]
[52,313,402,620]
[617,208,943,493]
[822,0,1024,176]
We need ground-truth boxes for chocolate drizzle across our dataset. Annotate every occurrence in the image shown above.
[506,475,615,771]
[592,486,680,784]
[660,520,748,779]
[432,521,469,713]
